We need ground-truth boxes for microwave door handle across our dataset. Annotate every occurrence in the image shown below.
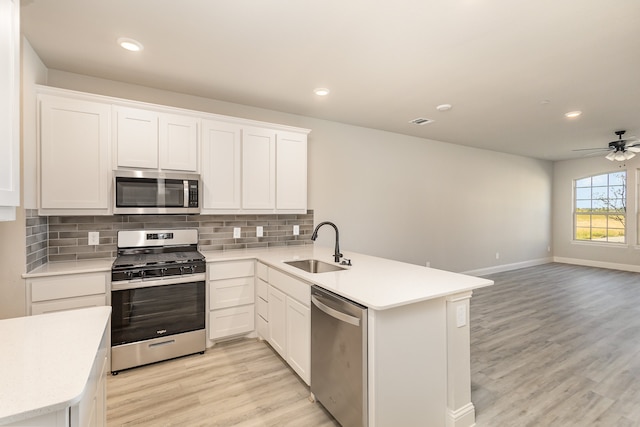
[157,179,166,206]
[183,180,189,207]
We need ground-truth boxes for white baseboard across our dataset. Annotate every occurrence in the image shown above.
[553,257,640,273]
[461,257,552,277]
[446,402,476,427]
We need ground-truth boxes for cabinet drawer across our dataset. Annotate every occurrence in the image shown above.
[256,262,268,282]
[208,260,255,280]
[210,277,255,309]
[30,273,107,302]
[31,294,106,315]
[268,268,310,306]
[209,305,255,340]
[256,277,269,301]
[257,297,268,321]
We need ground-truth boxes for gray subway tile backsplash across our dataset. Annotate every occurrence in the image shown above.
[25,210,314,271]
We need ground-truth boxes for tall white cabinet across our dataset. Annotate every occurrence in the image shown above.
[201,121,242,210]
[242,127,277,210]
[0,0,20,221]
[38,93,111,215]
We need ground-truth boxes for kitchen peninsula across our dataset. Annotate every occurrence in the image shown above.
[22,246,491,427]
[0,306,111,426]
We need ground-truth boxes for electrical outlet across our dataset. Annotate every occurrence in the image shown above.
[495,252,500,260]
[426,261,431,268]
[233,227,241,238]
[88,232,100,246]
[293,225,300,236]
[547,246,551,252]
[256,226,264,237]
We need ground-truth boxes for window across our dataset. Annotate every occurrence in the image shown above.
[574,171,626,243]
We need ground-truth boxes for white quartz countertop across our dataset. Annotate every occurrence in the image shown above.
[23,246,493,311]
[0,306,111,425]
[202,246,494,310]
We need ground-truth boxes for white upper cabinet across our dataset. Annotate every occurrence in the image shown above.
[158,113,198,172]
[39,94,111,214]
[242,127,276,210]
[201,120,242,211]
[114,106,159,169]
[0,0,20,219]
[35,86,309,214]
[115,107,198,172]
[276,131,307,211]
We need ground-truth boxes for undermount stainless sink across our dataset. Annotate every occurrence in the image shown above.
[284,259,346,273]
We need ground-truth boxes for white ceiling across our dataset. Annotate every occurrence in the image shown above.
[20,0,640,161]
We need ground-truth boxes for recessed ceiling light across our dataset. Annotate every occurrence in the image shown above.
[564,110,582,119]
[117,37,144,52]
[436,104,452,112]
[314,88,330,96]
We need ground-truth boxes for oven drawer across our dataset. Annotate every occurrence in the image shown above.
[210,277,255,309]
[208,260,255,280]
[209,305,255,339]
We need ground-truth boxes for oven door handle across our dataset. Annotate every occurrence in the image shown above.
[111,273,206,291]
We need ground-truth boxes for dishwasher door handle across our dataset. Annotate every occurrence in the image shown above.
[312,295,361,326]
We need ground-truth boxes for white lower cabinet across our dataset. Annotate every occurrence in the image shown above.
[208,260,255,343]
[264,267,311,385]
[267,285,287,357]
[285,296,310,383]
[27,272,109,315]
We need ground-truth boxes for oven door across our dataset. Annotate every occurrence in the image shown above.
[111,280,205,346]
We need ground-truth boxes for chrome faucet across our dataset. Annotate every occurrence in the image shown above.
[311,221,343,263]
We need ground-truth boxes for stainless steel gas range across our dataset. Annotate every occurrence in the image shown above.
[110,229,206,374]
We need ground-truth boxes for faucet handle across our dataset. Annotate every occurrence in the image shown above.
[340,258,352,266]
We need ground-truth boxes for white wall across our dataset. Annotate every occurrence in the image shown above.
[553,155,640,271]
[44,69,553,274]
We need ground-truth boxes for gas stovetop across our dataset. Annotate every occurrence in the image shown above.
[111,229,205,282]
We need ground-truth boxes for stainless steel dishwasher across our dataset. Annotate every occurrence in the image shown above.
[311,285,368,427]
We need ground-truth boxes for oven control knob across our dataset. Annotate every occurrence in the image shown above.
[161,267,168,276]
[124,271,133,280]
[190,265,196,274]
[139,270,146,279]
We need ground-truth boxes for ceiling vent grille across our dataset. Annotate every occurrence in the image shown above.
[409,117,434,125]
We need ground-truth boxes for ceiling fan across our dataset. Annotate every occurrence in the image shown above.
[574,130,640,161]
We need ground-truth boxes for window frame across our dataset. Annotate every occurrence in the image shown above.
[573,170,627,244]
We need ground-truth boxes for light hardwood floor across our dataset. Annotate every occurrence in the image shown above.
[472,263,640,427]
[107,263,640,426]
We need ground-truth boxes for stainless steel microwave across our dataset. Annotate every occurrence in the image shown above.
[114,170,200,214]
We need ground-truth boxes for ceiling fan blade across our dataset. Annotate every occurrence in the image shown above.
[572,147,611,151]
[627,146,640,153]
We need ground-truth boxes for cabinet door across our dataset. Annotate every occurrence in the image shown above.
[209,305,255,340]
[201,120,241,210]
[286,297,311,385]
[115,106,159,169]
[159,113,198,172]
[267,285,287,358]
[276,132,307,211]
[242,127,276,210]
[0,0,20,210]
[39,95,110,210]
